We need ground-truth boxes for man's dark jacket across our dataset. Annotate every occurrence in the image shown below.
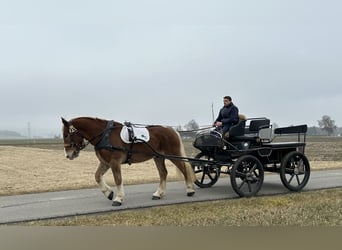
[215,102,239,133]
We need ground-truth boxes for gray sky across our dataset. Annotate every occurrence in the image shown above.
[1,0,341,137]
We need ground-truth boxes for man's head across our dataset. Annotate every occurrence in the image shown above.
[223,96,232,106]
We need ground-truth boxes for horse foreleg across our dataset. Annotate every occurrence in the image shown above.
[95,163,114,200]
[110,162,125,206]
[152,157,168,200]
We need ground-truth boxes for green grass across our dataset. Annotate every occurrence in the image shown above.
[24,188,342,226]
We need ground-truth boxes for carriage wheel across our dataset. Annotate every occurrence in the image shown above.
[191,152,220,188]
[230,155,264,197]
[280,151,310,192]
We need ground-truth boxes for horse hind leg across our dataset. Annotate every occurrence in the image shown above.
[172,131,195,196]
[152,157,168,200]
[185,161,196,196]
[171,159,195,197]
[95,163,114,201]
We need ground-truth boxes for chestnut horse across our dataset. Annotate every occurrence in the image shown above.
[61,117,195,206]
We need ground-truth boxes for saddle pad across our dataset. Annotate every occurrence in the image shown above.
[120,125,150,144]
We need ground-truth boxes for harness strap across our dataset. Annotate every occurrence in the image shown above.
[124,121,135,142]
[94,120,116,151]
[94,120,136,165]
[125,143,134,165]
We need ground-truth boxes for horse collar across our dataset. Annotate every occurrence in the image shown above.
[94,120,116,151]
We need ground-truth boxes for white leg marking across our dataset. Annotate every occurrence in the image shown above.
[99,177,112,198]
[114,183,125,203]
[153,180,166,198]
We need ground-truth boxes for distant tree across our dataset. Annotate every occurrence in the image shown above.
[54,134,61,139]
[175,125,183,131]
[318,115,337,136]
[184,119,199,131]
[307,126,321,136]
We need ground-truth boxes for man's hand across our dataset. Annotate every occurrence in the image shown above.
[214,121,222,127]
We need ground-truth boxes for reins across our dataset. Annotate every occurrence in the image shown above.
[177,126,213,133]
[126,123,213,133]
[65,120,221,166]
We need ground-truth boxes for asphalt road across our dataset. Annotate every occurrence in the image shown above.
[1,169,342,224]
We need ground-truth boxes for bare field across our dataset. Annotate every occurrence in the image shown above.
[0,136,342,196]
[0,146,182,196]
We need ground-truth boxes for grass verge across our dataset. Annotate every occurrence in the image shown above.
[23,188,342,226]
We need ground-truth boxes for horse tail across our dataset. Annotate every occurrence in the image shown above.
[174,129,196,183]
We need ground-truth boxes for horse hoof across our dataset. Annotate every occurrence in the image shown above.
[187,192,195,197]
[112,201,122,206]
[152,195,161,200]
[108,191,114,201]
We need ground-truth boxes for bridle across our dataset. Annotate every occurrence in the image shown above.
[64,120,109,152]
[64,123,88,152]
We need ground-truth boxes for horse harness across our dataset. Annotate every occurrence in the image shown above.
[94,121,143,165]
[66,119,160,165]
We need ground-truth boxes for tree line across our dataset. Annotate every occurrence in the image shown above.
[178,115,340,138]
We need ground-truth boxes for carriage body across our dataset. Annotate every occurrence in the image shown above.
[191,118,310,197]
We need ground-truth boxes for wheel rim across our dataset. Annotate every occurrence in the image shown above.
[231,155,264,197]
[192,153,220,188]
[281,152,310,191]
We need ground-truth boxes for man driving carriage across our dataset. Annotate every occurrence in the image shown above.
[213,96,239,136]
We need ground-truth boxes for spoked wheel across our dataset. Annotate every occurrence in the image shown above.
[191,152,220,188]
[280,151,310,191]
[230,155,264,197]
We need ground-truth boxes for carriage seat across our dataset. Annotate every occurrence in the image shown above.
[224,114,247,139]
[227,118,271,142]
[245,118,270,134]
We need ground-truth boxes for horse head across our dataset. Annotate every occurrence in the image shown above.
[61,117,86,160]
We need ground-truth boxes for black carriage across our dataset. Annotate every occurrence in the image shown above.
[191,117,310,197]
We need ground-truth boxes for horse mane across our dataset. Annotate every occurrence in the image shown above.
[70,117,105,122]
[70,117,122,125]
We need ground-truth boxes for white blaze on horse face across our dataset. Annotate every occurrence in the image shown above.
[64,148,70,158]
[64,147,71,158]
[64,147,76,160]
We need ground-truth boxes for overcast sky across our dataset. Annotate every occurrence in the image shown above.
[1,0,341,137]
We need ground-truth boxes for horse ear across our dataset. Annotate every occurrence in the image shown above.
[61,117,69,127]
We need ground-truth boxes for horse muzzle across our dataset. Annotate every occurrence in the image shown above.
[65,149,80,160]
